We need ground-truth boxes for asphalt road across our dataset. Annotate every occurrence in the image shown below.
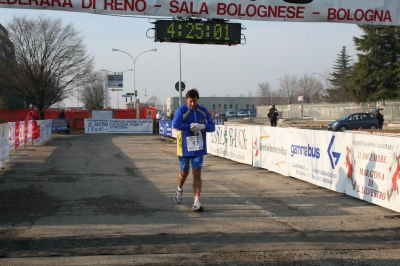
[1,134,400,265]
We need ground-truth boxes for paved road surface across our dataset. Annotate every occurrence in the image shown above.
[0,134,400,265]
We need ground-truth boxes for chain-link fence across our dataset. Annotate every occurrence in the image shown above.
[257,101,400,122]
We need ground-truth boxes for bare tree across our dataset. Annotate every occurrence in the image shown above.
[277,74,298,104]
[296,73,325,103]
[247,91,253,97]
[146,95,161,106]
[225,94,230,97]
[255,81,271,106]
[238,93,245,97]
[0,15,93,118]
[81,71,106,110]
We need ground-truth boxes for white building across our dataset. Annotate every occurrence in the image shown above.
[166,97,257,116]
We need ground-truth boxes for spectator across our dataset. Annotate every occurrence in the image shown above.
[267,104,279,127]
[58,109,66,119]
[375,111,384,129]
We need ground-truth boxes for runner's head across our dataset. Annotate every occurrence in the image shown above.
[186,89,200,109]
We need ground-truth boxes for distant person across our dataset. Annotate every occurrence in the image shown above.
[156,111,161,121]
[172,88,215,212]
[375,111,384,129]
[170,111,175,120]
[267,104,279,127]
[58,109,66,119]
[25,104,38,122]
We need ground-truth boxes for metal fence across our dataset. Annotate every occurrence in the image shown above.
[257,101,400,122]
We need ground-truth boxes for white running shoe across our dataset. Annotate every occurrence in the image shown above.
[191,200,204,212]
[174,188,182,204]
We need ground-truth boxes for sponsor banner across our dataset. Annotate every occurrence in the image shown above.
[252,126,290,176]
[344,133,400,212]
[8,122,15,151]
[0,0,398,26]
[44,119,53,140]
[207,125,252,165]
[17,121,25,148]
[52,118,68,131]
[0,123,10,167]
[34,120,45,144]
[85,119,153,134]
[159,120,173,137]
[288,128,347,193]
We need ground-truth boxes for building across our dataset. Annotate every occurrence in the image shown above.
[0,24,15,58]
[166,96,258,116]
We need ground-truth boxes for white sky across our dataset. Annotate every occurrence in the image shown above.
[0,9,363,107]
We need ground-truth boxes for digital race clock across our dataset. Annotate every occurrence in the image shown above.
[154,20,242,45]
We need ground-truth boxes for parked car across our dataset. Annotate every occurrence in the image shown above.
[327,112,379,131]
[248,110,257,117]
[226,109,236,117]
[237,111,248,117]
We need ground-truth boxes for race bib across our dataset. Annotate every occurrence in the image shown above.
[186,135,204,151]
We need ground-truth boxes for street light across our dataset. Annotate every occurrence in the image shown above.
[101,69,133,108]
[112,48,157,113]
[270,92,273,105]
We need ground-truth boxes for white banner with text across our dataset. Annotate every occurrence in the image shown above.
[85,119,153,134]
[0,0,399,26]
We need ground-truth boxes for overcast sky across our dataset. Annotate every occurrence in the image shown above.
[0,9,363,108]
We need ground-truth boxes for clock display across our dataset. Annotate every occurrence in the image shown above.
[155,20,242,45]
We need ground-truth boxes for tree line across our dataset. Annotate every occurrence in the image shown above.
[255,25,400,106]
[0,15,162,118]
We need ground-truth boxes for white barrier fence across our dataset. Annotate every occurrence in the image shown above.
[0,120,53,168]
[207,125,400,212]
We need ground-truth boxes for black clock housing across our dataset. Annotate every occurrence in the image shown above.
[155,20,241,45]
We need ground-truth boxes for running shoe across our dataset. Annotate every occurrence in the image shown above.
[191,200,204,212]
[174,188,183,204]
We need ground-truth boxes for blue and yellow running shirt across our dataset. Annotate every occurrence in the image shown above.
[172,104,215,156]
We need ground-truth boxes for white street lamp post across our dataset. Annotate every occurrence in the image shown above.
[112,48,157,114]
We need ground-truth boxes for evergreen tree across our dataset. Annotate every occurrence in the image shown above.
[349,25,400,103]
[325,46,355,103]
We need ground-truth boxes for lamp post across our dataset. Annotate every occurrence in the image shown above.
[112,48,157,113]
[102,69,133,108]
[270,92,273,105]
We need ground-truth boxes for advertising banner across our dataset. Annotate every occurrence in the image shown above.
[0,0,398,26]
[252,126,290,176]
[8,122,15,151]
[52,118,68,131]
[0,123,9,168]
[344,133,400,212]
[288,128,347,193]
[159,120,173,137]
[85,119,153,134]
[207,125,253,165]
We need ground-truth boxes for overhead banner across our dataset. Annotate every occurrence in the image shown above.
[0,0,399,26]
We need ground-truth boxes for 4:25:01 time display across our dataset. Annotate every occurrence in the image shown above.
[155,20,242,45]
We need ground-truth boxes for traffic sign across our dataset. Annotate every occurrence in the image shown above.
[175,81,186,92]
[111,88,123,92]
[108,74,123,88]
